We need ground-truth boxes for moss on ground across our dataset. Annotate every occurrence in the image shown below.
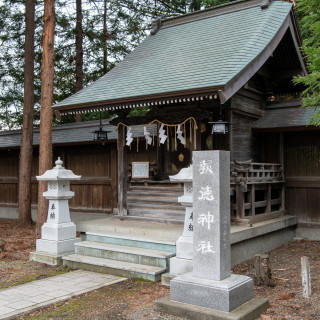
[0,261,70,289]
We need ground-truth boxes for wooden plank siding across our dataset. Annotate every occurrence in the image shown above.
[231,112,257,161]
[284,131,320,223]
[231,91,263,162]
[0,144,118,213]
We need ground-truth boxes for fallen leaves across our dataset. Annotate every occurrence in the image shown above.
[278,292,296,300]
[1,219,320,320]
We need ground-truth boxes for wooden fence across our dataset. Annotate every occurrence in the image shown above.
[230,161,285,223]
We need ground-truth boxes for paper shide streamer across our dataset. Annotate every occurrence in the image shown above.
[116,117,198,151]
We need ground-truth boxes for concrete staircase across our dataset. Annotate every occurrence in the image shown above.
[125,183,185,224]
[63,231,176,282]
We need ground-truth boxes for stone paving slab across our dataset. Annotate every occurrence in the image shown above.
[0,270,126,320]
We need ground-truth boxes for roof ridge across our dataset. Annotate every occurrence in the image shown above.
[223,1,292,84]
[161,0,263,29]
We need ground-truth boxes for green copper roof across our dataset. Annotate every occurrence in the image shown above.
[54,0,293,112]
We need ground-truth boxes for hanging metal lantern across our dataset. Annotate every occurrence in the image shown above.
[209,120,229,134]
[93,126,109,141]
[93,112,109,141]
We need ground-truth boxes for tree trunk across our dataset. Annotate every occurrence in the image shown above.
[75,0,83,92]
[254,254,275,287]
[18,0,36,226]
[75,0,83,123]
[36,0,55,235]
[103,0,108,74]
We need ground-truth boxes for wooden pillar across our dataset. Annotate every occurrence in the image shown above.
[117,127,127,216]
[279,132,285,211]
[266,184,271,213]
[249,184,255,216]
[229,111,233,160]
[156,122,164,177]
[111,145,118,211]
[196,119,201,151]
[236,185,245,220]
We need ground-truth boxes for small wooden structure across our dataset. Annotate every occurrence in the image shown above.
[231,161,285,224]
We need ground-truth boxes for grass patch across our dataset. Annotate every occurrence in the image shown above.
[22,300,82,320]
[134,277,152,282]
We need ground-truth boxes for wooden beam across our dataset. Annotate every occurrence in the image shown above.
[231,94,265,118]
[285,177,320,188]
[117,126,127,216]
[111,146,118,211]
[229,110,233,160]
[265,184,271,213]
[288,18,308,76]
[55,88,221,114]
[236,185,245,220]
[249,184,255,216]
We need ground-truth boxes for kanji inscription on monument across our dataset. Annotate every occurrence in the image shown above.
[193,151,230,280]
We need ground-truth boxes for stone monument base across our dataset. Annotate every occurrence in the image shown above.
[170,273,254,312]
[155,295,269,320]
[170,257,193,275]
[36,237,81,255]
[29,251,73,266]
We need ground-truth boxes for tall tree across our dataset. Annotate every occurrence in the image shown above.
[18,0,36,226]
[293,0,320,125]
[76,0,83,92]
[102,0,108,74]
[36,0,55,234]
[75,0,83,122]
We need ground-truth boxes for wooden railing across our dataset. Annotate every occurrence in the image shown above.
[230,161,285,224]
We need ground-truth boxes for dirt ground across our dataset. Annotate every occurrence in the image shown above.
[0,219,69,288]
[1,218,320,320]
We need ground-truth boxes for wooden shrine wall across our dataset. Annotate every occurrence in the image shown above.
[0,149,21,205]
[230,91,263,162]
[0,143,117,213]
[284,131,320,223]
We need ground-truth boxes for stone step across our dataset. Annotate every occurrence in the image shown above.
[63,254,166,282]
[75,241,175,268]
[127,203,183,211]
[127,209,185,219]
[83,232,176,253]
[115,215,184,225]
[128,186,183,193]
[127,193,180,201]
[127,199,180,207]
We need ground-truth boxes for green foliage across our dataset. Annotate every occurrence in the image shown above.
[293,0,320,125]
[0,0,233,129]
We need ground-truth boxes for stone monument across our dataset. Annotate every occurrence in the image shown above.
[155,151,268,319]
[30,158,81,265]
[169,165,193,276]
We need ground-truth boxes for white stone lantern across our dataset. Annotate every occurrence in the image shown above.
[30,158,81,265]
[169,165,193,275]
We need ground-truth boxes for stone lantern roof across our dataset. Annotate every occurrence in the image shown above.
[169,165,193,183]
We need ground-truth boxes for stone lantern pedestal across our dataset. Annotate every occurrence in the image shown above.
[169,165,194,276]
[30,158,81,265]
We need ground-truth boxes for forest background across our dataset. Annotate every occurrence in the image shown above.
[0,0,318,130]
